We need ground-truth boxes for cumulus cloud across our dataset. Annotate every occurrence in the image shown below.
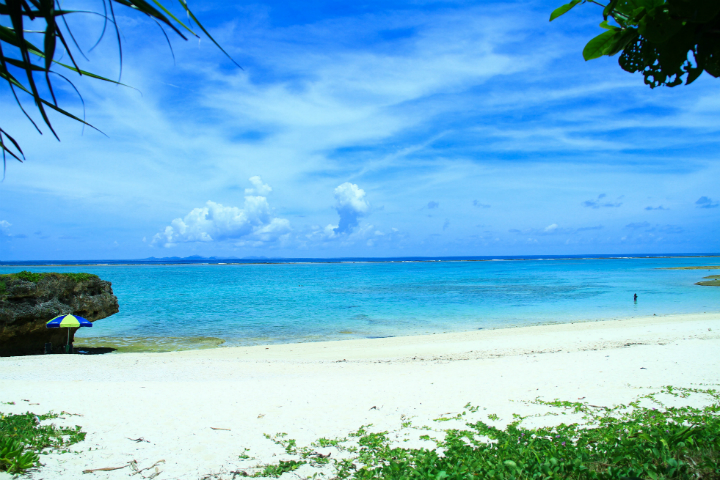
[245,176,272,196]
[427,201,439,209]
[473,200,490,208]
[332,183,370,235]
[696,196,719,208]
[152,177,290,247]
[582,194,622,209]
[645,205,669,211]
[0,220,10,231]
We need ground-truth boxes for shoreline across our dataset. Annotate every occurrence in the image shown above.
[167,311,720,361]
[1,311,718,479]
[71,310,720,354]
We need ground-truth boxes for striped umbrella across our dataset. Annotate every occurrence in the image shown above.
[46,314,92,353]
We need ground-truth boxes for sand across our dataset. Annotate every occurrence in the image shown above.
[1,312,719,479]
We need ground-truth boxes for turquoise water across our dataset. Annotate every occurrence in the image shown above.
[2,257,719,348]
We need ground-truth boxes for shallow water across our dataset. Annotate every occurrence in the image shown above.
[2,257,719,352]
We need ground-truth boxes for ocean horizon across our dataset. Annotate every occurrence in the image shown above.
[2,252,720,266]
[1,254,719,352]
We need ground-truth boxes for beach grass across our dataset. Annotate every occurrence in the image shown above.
[0,408,85,474]
[235,386,720,480]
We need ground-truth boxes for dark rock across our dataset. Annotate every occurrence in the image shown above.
[0,273,119,356]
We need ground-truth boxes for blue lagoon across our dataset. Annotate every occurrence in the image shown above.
[1,256,718,351]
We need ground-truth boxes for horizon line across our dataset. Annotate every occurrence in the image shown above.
[1,253,720,267]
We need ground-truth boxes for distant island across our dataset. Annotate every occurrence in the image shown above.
[142,255,273,261]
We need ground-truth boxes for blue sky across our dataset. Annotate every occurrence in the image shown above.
[1,0,719,260]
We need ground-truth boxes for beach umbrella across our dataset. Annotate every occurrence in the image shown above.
[46,314,92,353]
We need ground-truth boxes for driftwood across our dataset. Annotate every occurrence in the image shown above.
[130,459,165,475]
[83,459,164,475]
[83,464,128,474]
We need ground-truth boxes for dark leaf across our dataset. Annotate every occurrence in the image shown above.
[639,8,682,44]
[603,0,620,20]
[583,30,619,60]
[549,0,582,22]
[606,27,639,56]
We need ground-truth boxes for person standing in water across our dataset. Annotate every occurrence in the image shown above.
[634,293,638,302]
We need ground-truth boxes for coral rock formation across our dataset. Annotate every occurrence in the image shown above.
[0,272,119,356]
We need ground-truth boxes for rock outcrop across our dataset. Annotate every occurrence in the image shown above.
[0,272,119,356]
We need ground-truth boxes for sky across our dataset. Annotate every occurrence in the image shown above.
[1,0,719,260]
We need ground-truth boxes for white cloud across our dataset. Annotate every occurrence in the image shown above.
[0,220,10,230]
[3,3,720,259]
[332,182,370,235]
[152,177,290,247]
[245,176,272,196]
[544,223,558,233]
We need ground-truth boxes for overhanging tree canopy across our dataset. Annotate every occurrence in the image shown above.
[0,0,238,173]
[550,0,720,88]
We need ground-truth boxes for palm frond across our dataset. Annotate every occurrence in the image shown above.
[0,0,240,165]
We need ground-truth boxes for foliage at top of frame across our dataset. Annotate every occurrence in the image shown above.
[550,0,720,88]
[0,0,239,172]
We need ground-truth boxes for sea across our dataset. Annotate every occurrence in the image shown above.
[1,255,719,352]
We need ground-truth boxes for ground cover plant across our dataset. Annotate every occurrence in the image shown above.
[0,271,99,297]
[0,271,98,283]
[0,408,86,474]
[233,386,720,479]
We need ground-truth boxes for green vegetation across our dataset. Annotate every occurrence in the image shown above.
[0,271,100,302]
[696,275,720,287]
[233,433,335,477]
[314,437,349,449]
[0,271,98,285]
[252,460,307,477]
[550,0,720,88]
[239,386,720,479]
[0,410,86,474]
[10,271,45,283]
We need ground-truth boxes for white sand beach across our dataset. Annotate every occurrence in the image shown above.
[1,312,719,479]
